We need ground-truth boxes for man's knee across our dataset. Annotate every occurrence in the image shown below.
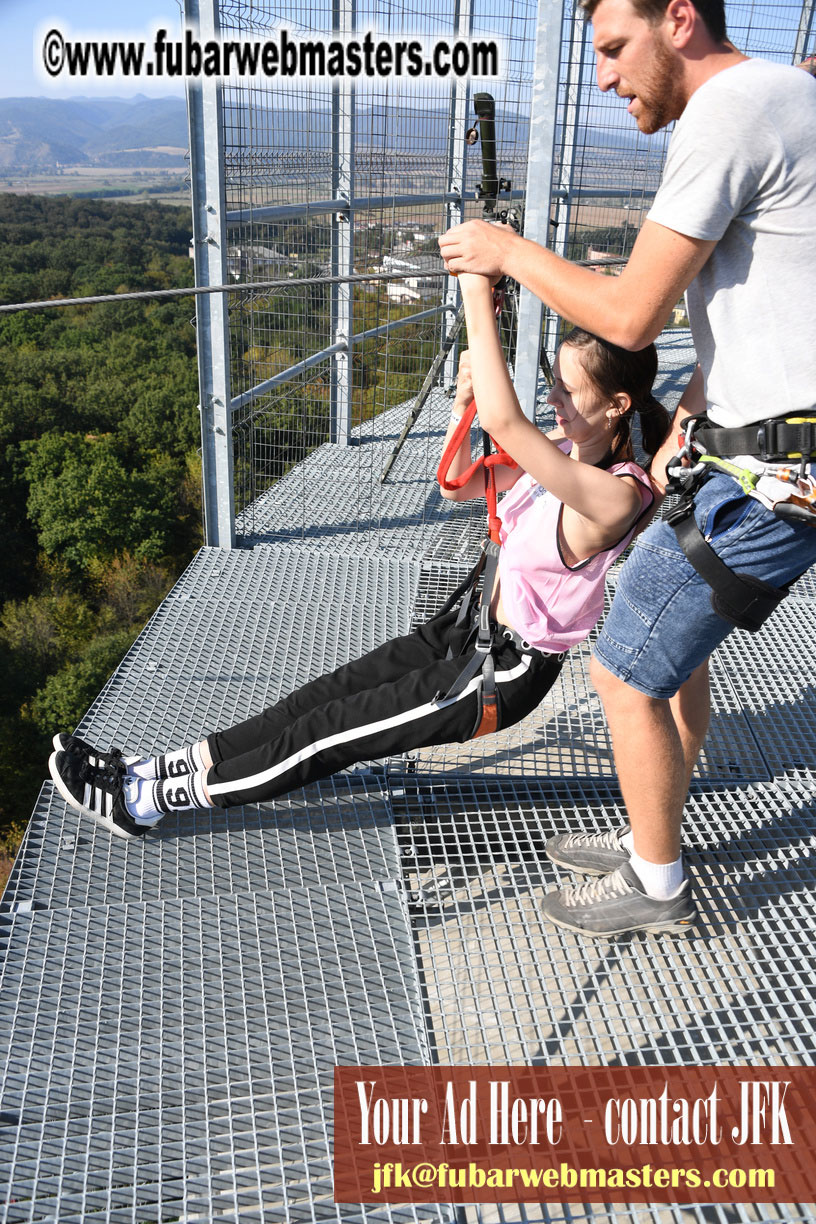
[590,653,628,704]
[590,654,658,714]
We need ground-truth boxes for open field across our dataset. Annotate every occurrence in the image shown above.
[0,165,190,205]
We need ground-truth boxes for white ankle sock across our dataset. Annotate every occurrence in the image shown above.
[124,769,212,823]
[628,849,685,900]
[127,756,160,781]
[128,742,206,783]
[156,769,212,814]
[123,776,164,825]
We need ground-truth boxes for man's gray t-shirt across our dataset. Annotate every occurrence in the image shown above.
[648,59,816,427]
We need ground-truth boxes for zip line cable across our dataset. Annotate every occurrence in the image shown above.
[0,267,448,315]
[0,259,625,315]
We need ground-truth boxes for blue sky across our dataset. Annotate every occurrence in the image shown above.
[2,0,185,98]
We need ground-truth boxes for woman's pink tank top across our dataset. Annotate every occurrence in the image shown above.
[498,446,653,652]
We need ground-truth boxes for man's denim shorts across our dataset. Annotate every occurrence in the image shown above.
[594,471,816,699]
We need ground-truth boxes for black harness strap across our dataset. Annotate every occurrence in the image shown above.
[665,490,791,632]
[435,539,503,738]
[664,409,816,630]
[696,418,816,463]
[433,553,487,621]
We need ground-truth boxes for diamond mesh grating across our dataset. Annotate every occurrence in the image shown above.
[74,545,420,757]
[0,885,452,1224]
[4,545,419,917]
[236,391,460,558]
[2,777,400,916]
[712,602,816,777]
[434,1211,810,1224]
[789,569,816,603]
[390,768,816,1223]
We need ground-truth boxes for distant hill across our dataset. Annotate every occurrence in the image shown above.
[1,93,656,176]
[0,96,189,171]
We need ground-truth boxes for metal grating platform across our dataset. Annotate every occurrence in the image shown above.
[393,773,816,1066]
[0,884,451,1224]
[2,544,454,1223]
[2,776,401,914]
[5,330,816,1222]
[74,544,420,756]
[235,390,461,560]
[4,544,419,918]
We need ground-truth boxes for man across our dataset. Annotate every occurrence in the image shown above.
[439,0,816,936]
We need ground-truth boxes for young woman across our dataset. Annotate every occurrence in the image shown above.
[49,272,669,837]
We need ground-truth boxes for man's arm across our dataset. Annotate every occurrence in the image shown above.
[438,218,715,351]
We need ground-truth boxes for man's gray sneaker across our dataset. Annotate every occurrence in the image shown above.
[540,861,697,937]
[546,825,631,876]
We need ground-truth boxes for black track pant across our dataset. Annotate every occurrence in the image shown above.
[204,608,564,807]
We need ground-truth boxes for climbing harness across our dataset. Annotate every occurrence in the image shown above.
[432,289,524,738]
[665,412,816,631]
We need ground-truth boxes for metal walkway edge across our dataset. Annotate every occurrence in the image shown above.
[3,332,816,1222]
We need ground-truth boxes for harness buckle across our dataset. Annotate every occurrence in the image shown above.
[477,603,494,644]
[665,413,709,493]
[757,419,780,462]
[757,417,816,462]
[664,494,695,528]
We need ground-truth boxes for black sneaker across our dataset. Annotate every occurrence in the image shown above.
[48,747,156,839]
[52,733,136,774]
[545,825,631,876]
[540,862,697,937]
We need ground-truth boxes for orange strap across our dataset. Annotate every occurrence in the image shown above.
[436,399,517,544]
[436,283,516,545]
[471,691,498,739]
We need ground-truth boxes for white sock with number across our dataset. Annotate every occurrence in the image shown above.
[124,769,212,823]
[128,742,207,782]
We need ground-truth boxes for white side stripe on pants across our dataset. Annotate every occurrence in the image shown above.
[206,655,532,799]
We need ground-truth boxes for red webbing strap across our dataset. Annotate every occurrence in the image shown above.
[435,283,516,544]
[435,411,512,739]
[434,286,515,738]
[435,399,517,544]
[472,696,498,738]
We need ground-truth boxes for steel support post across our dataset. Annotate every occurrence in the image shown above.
[184,0,235,548]
[513,0,564,419]
[330,0,356,445]
[544,9,588,363]
[794,0,816,60]
[442,0,473,388]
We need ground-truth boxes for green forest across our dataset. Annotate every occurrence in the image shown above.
[0,194,202,882]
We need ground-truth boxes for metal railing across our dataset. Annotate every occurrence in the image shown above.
[185,0,816,549]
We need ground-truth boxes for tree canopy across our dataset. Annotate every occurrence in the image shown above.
[0,194,201,861]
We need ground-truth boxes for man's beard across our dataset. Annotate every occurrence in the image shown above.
[633,38,682,133]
